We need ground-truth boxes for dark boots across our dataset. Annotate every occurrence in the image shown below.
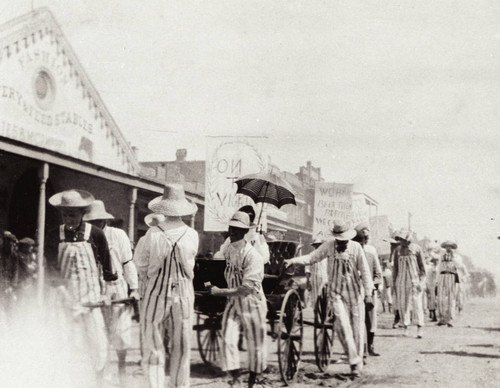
[367,332,380,356]
[392,310,400,328]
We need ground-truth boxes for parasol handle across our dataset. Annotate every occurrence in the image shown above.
[256,181,270,234]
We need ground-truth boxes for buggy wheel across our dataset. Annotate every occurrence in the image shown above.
[196,313,222,365]
[278,289,303,385]
[314,285,335,372]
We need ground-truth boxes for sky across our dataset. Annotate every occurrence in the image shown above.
[2,1,499,275]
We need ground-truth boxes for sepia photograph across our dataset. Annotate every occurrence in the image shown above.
[0,1,498,387]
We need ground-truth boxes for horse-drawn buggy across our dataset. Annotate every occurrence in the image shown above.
[193,240,335,385]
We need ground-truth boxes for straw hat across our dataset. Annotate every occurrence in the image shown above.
[83,200,115,221]
[332,220,356,241]
[144,213,166,228]
[49,189,94,209]
[228,211,250,229]
[354,222,370,233]
[441,240,458,249]
[394,228,412,242]
[148,183,197,216]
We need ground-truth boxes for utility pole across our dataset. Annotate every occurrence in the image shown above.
[408,212,412,231]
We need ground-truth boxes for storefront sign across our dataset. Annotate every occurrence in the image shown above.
[204,136,268,232]
[0,12,136,175]
[351,193,370,226]
[313,182,353,240]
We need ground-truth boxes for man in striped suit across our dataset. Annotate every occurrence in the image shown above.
[285,221,373,378]
[134,183,199,388]
[209,211,267,388]
[48,190,118,387]
[392,229,426,338]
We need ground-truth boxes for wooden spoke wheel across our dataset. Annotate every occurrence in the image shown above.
[278,289,303,385]
[196,313,222,365]
[314,285,335,372]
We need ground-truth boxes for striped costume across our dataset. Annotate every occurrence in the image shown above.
[291,240,373,367]
[57,223,110,372]
[134,224,199,388]
[221,240,267,374]
[392,244,426,327]
[103,226,138,351]
[436,253,459,324]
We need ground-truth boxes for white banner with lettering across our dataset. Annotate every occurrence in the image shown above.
[312,182,353,240]
[204,136,269,232]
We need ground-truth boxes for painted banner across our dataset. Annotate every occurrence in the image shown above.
[204,136,269,231]
[312,182,353,240]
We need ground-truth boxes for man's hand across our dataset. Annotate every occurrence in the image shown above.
[209,285,221,295]
[129,289,140,301]
[283,259,293,268]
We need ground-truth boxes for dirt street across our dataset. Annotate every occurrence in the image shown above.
[108,296,500,387]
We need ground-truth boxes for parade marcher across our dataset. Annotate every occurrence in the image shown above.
[436,241,460,327]
[16,237,38,297]
[383,236,401,328]
[209,211,267,388]
[353,222,382,357]
[392,228,426,338]
[47,189,118,385]
[134,183,199,388]
[0,231,20,311]
[426,250,439,322]
[380,258,392,312]
[455,253,470,314]
[214,205,270,264]
[83,200,139,380]
[284,220,374,378]
[304,238,328,309]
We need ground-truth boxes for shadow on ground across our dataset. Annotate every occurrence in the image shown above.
[421,351,500,359]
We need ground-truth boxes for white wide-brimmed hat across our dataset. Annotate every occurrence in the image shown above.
[49,189,94,209]
[148,183,197,217]
[144,213,166,227]
[228,211,250,229]
[332,221,356,241]
[394,228,412,242]
[83,200,115,221]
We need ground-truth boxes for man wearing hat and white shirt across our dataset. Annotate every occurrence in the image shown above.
[83,200,139,379]
[47,189,117,385]
[353,222,382,357]
[436,240,460,327]
[209,210,267,388]
[214,205,270,264]
[133,183,199,388]
[284,220,373,378]
[392,228,426,338]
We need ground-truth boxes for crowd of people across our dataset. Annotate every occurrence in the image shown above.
[0,183,471,387]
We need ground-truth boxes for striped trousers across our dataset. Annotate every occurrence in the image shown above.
[437,274,456,324]
[141,279,193,388]
[221,294,267,373]
[395,274,424,327]
[333,294,364,367]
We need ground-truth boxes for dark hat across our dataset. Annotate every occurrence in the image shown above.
[441,240,457,249]
[19,237,35,246]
